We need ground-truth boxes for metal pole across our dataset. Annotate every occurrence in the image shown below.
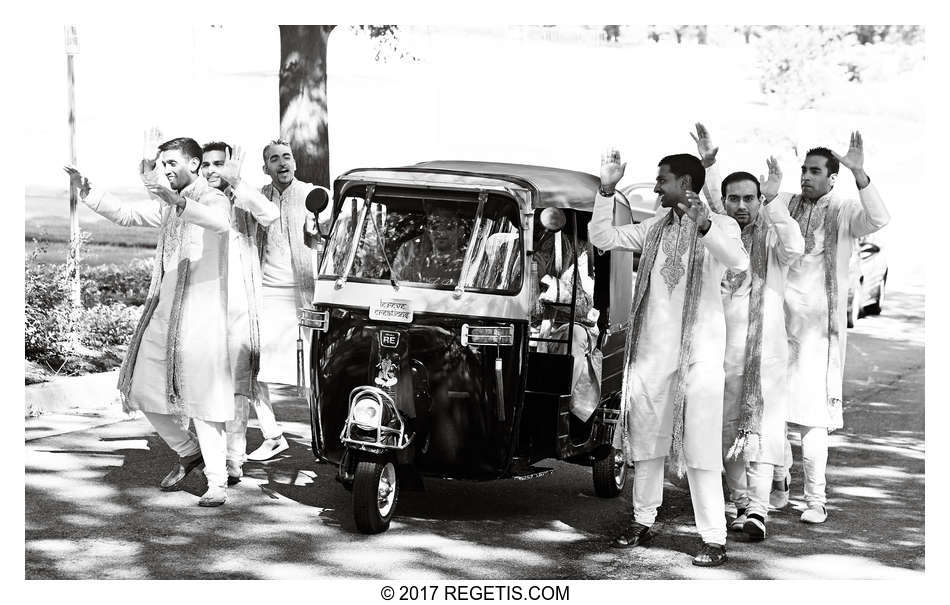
[65,25,81,309]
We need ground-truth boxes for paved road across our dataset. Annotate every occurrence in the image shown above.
[25,285,924,580]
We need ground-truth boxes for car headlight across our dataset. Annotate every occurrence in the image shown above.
[351,398,382,429]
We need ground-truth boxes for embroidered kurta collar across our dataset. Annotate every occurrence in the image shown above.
[269,178,298,201]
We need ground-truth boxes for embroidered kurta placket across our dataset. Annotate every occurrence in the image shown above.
[792,196,829,254]
[659,216,691,294]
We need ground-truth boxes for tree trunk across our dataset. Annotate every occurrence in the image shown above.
[278,25,336,188]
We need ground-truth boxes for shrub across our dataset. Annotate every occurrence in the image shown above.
[80,304,140,349]
[81,258,154,307]
[24,263,75,368]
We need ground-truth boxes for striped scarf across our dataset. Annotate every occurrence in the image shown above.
[788,195,844,419]
[726,216,770,459]
[616,209,706,477]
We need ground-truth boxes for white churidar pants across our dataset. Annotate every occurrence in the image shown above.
[725,460,773,518]
[225,394,250,464]
[144,412,227,488]
[632,456,727,545]
[788,423,828,505]
[252,382,283,440]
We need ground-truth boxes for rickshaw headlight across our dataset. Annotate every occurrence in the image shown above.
[351,398,382,429]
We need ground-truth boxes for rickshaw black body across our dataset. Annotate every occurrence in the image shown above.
[300,162,645,532]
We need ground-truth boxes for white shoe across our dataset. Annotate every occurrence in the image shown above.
[800,503,827,524]
[770,470,790,509]
[729,509,747,532]
[247,436,289,461]
[198,485,228,507]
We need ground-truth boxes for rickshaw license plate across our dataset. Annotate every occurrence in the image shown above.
[369,299,413,323]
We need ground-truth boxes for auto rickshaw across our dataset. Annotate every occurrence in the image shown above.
[298,161,650,533]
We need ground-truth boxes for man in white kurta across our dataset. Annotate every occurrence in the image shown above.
[772,133,890,523]
[246,140,319,461]
[703,161,804,540]
[199,142,281,483]
[66,137,234,506]
[590,152,748,567]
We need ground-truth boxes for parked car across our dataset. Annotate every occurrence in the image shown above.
[847,237,888,328]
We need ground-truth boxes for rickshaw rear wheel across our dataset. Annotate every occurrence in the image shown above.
[353,458,400,534]
[592,447,627,498]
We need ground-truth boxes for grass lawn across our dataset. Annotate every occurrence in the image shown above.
[27,241,155,266]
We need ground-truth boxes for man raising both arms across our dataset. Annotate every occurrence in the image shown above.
[65,133,233,506]
[590,150,748,567]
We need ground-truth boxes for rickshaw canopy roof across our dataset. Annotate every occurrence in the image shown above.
[337,161,602,211]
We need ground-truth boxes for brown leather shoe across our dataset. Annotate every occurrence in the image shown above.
[612,520,656,548]
[159,452,205,491]
[692,542,727,567]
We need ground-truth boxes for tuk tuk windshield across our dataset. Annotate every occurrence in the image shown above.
[320,193,523,292]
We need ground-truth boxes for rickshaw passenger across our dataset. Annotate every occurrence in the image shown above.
[392,204,468,285]
[533,208,601,421]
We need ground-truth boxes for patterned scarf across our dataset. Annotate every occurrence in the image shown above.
[261,180,316,309]
[616,209,706,477]
[788,195,844,416]
[726,215,770,460]
[230,197,264,399]
[117,182,206,429]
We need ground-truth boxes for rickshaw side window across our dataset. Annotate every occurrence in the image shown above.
[320,193,523,293]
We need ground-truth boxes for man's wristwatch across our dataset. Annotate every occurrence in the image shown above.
[598,185,615,198]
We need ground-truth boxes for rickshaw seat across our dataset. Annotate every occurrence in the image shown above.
[526,352,574,395]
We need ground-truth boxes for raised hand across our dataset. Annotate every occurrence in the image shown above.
[219,145,245,186]
[600,148,626,192]
[141,127,163,173]
[678,190,710,227]
[690,122,719,168]
[832,130,864,173]
[145,183,183,208]
[63,165,91,199]
[760,156,782,202]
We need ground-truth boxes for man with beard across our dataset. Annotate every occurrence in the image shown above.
[590,151,748,567]
[772,133,889,524]
[703,157,805,540]
[245,140,320,461]
[64,134,233,506]
[200,141,279,483]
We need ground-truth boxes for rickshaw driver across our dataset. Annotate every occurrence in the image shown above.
[392,203,468,285]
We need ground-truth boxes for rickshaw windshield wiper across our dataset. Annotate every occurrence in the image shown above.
[365,199,400,291]
[453,191,487,299]
[335,185,374,290]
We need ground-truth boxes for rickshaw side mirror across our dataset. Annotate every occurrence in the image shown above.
[306,187,331,216]
[306,186,333,239]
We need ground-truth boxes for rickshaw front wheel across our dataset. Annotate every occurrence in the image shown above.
[353,458,400,534]
[592,447,627,498]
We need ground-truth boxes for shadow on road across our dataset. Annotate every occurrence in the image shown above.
[25,290,924,579]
